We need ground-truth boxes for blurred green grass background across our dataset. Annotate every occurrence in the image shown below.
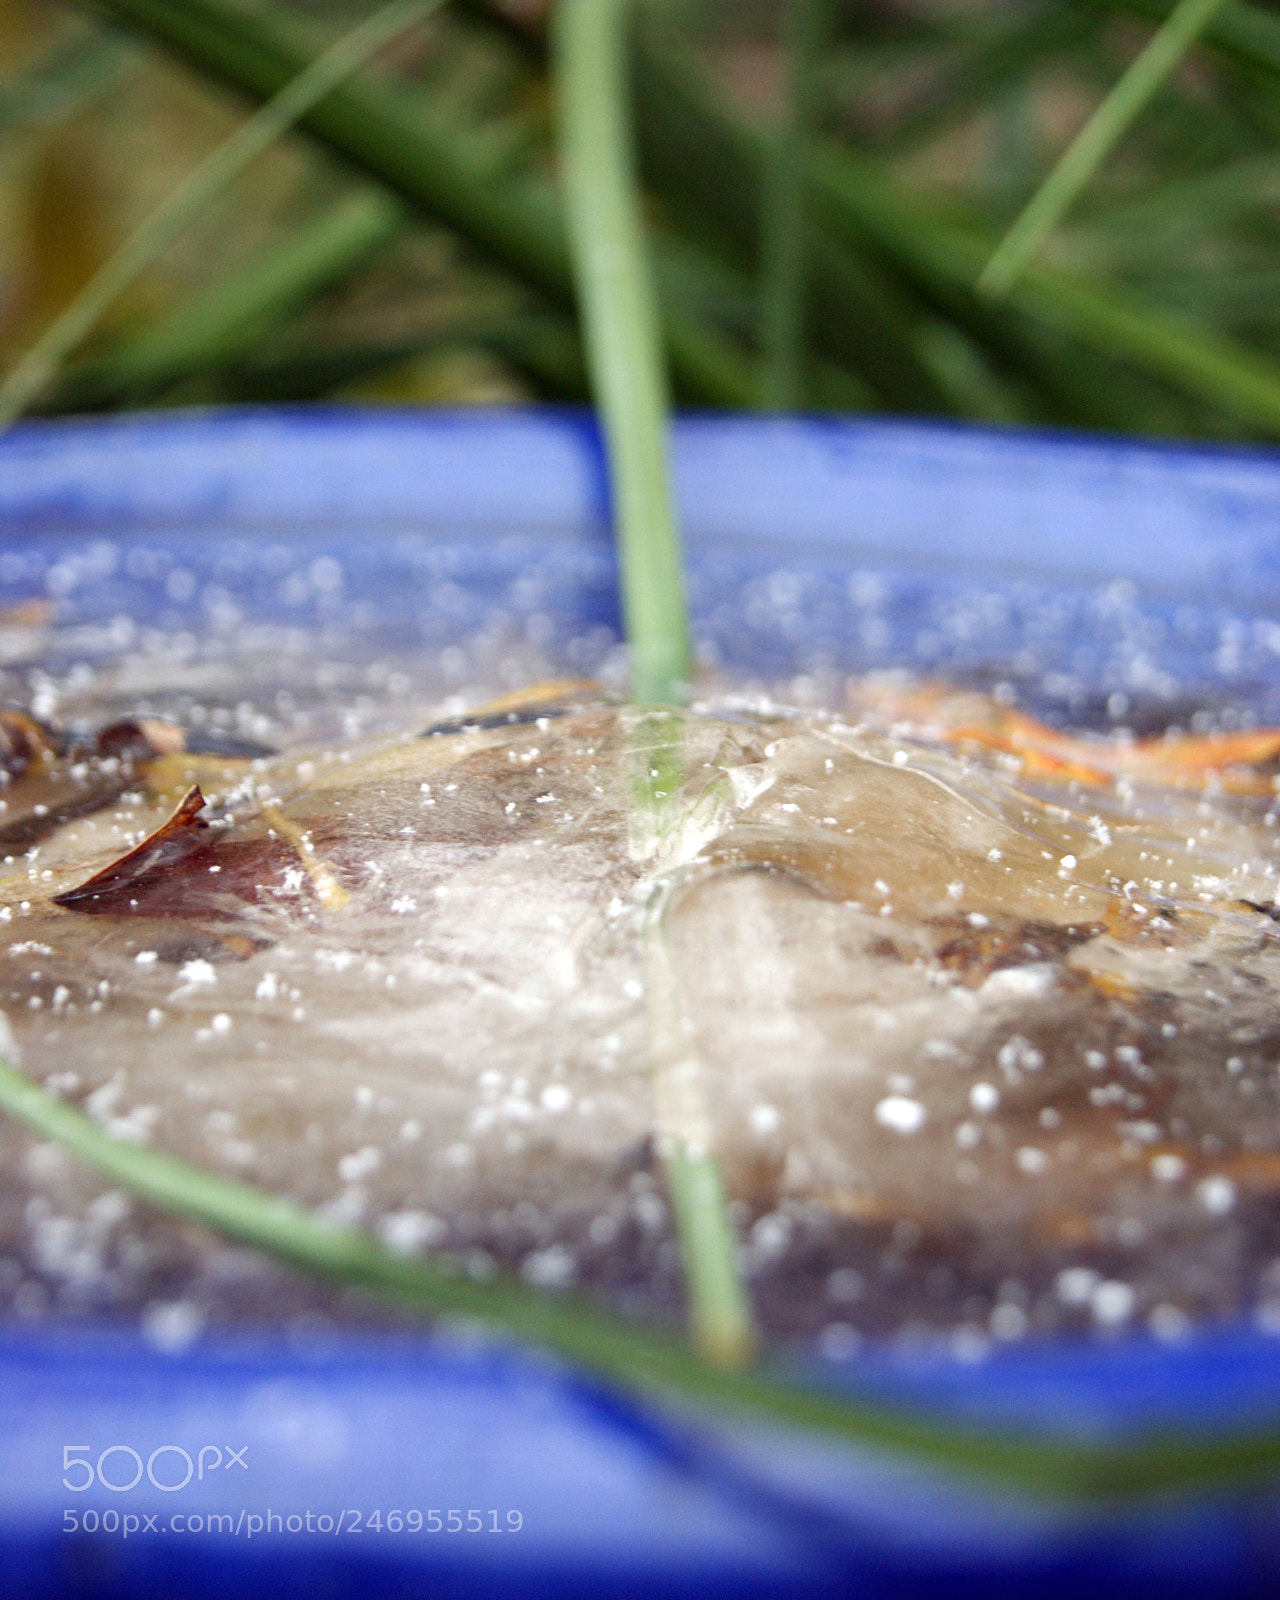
[4,0,1280,440]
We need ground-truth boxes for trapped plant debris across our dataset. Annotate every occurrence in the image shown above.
[4,676,1280,1358]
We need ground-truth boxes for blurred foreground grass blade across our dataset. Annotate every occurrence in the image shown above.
[48,189,405,410]
[81,0,569,283]
[979,0,1230,297]
[79,0,753,408]
[759,0,830,411]
[8,1050,1280,1497]
[459,0,1032,418]
[0,0,439,427]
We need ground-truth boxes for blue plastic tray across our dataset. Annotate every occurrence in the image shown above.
[2,407,1280,1598]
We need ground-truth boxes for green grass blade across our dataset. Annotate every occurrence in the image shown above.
[640,820,757,1369]
[9,1049,1280,1497]
[851,6,1096,158]
[632,38,1128,427]
[1115,0,1280,80]
[0,19,134,142]
[1071,151,1280,245]
[138,310,583,407]
[979,0,1230,297]
[552,0,690,707]
[553,0,753,1363]
[632,37,961,414]
[814,142,1280,434]
[759,0,830,411]
[663,1143,755,1368]
[1154,266,1280,321]
[0,0,440,427]
[84,0,569,290]
[49,189,405,409]
[79,0,749,409]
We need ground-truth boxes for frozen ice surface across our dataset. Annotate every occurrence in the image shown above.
[3,656,1280,1355]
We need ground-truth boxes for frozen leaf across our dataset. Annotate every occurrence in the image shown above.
[0,687,1279,1346]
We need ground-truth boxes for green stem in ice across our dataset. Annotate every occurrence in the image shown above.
[661,1130,755,1370]
[554,0,734,1346]
[630,715,757,1370]
[979,0,1229,298]
[555,0,741,1357]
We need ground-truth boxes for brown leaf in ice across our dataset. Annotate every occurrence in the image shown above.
[52,785,210,912]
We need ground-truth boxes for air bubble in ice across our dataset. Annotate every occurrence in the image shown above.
[176,960,216,988]
[989,1303,1027,1341]
[1055,1267,1100,1305]
[749,1103,780,1136]
[1196,1176,1237,1215]
[750,1213,792,1258]
[141,1299,204,1354]
[588,1214,619,1246]
[377,1211,445,1257]
[985,968,1055,1002]
[997,1035,1045,1075]
[337,1147,383,1183]
[520,1246,577,1288]
[632,1192,667,1231]
[1091,1280,1136,1326]
[1147,1303,1191,1343]
[875,1095,926,1135]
